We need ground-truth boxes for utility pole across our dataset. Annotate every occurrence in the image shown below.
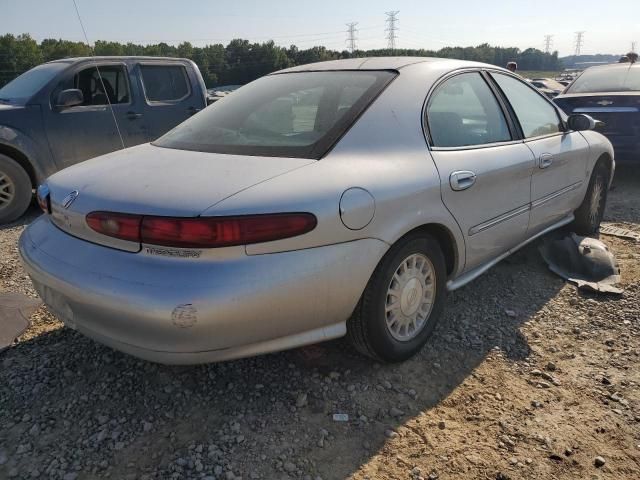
[632,41,637,53]
[574,31,585,56]
[544,34,553,54]
[385,11,399,53]
[346,22,358,53]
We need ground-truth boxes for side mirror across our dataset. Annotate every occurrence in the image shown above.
[567,113,600,131]
[56,89,83,108]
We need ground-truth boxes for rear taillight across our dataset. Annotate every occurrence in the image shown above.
[86,212,142,243]
[36,184,50,213]
[86,212,317,248]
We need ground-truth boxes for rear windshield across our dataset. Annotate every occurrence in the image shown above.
[567,65,640,93]
[153,70,396,159]
[0,63,67,104]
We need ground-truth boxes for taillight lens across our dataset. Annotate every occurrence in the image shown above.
[86,212,142,243]
[86,212,317,248]
[141,213,317,248]
[36,184,50,213]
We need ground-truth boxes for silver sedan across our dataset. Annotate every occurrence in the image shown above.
[19,57,614,364]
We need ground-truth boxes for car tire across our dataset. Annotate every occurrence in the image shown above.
[0,154,33,225]
[572,161,610,236]
[347,233,447,362]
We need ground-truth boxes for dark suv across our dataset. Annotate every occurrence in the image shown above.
[0,56,208,223]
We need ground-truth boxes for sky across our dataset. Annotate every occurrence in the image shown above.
[2,0,639,57]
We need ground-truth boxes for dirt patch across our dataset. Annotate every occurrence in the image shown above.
[0,167,638,480]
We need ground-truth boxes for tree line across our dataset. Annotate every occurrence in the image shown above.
[0,33,562,88]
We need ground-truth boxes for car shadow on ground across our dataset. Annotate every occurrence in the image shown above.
[1,240,566,479]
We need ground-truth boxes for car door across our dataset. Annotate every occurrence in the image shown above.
[45,62,148,168]
[138,62,203,140]
[425,71,536,271]
[489,72,590,233]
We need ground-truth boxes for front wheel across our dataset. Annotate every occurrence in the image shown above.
[0,154,33,224]
[347,233,447,362]
[572,162,610,235]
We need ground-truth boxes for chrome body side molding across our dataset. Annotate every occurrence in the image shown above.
[447,214,574,291]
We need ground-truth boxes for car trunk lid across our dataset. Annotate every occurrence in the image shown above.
[46,143,314,251]
[554,93,640,136]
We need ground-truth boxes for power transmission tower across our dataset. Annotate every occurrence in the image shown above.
[544,34,553,54]
[574,31,585,56]
[346,22,358,53]
[385,11,399,53]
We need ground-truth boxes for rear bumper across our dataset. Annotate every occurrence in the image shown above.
[19,216,387,364]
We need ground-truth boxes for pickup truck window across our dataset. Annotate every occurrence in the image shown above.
[73,65,130,106]
[0,63,67,104]
[140,65,190,102]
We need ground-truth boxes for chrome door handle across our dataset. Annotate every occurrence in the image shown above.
[539,153,553,169]
[450,170,476,191]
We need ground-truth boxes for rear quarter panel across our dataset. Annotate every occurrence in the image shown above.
[204,62,466,275]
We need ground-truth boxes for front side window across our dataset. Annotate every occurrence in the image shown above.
[491,73,561,138]
[427,72,511,148]
[72,65,130,106]
[140,65,190,102]
[154,70,396,159]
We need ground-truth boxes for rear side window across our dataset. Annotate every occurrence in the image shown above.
[491,73,561,138]
[140,65,190,102]
[427,72,511,148]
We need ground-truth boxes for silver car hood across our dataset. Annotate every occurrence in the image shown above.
[45,143,314,250]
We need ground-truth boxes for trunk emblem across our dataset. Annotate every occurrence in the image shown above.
[62,190,79,209]
[596,100,613,106]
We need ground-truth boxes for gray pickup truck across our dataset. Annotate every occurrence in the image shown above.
[0,56,208,223]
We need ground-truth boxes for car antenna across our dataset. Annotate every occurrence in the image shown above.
[72,0,126,150]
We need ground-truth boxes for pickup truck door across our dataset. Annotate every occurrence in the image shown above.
[425,71,535,271]
[137,62,206,140]
[44,62,149,167]
[489,72,589,234]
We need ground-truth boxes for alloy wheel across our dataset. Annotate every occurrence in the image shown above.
[0,171,15,210]
[588,175,605,228]
[385,253,436,342]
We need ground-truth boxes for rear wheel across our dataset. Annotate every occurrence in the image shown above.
[347,233,447,362]
[0,154,32,224]
[572,161,610,235]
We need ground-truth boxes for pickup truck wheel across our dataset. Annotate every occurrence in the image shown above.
[572,162,610,236]
[0,154,32,224]
[347,233,447,362]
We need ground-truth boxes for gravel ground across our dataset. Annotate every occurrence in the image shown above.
[1,166,639,480]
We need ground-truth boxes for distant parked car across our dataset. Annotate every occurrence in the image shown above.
[206,84,242,104]
[528,78,566,98]
[21,57,614,365]
[554,62,639,163]
[0,56,208,223]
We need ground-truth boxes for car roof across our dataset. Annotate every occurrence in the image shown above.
[582,62,639,72]
[274,56,499,73]
[46,56,191,64]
